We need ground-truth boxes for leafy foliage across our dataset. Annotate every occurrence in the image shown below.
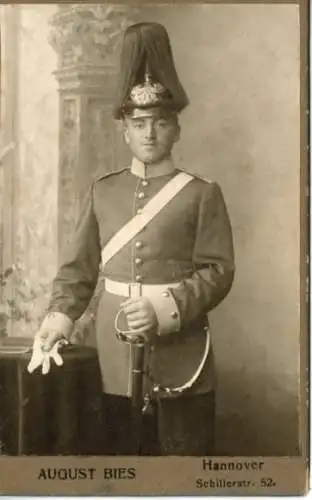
[0,263,50,337]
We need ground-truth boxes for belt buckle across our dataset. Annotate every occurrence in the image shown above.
[128,282,142,298]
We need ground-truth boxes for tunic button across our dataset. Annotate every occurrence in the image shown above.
[137,192,145,200]
[171,312,178,319]
[162,291,169,298]
[135,275,143,283]
[142,180,149,187]
[135,257,142,266]
[135,241,143,249]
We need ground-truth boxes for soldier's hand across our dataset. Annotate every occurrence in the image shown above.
[27,330,67,375]
[39,329,65,353]
[121,297,158,341]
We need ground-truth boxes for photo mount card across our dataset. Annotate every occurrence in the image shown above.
[0,0,308,495]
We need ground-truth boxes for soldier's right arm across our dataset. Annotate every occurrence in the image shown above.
[38,185,102,347]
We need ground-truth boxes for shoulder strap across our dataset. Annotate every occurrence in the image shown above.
[178,167,213,185]
[101,172,193,268]
[93,167,128,183]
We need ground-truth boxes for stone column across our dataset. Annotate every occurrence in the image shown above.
[49,5,137,259]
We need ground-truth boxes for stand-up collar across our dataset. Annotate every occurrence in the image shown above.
[130,156,175,179]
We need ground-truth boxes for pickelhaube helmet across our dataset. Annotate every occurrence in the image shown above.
[113,22,189,119]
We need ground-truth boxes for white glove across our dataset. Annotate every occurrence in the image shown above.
[27,312,73,375]
[27,333,68,375]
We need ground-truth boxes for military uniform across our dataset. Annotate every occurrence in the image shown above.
[33,22,235,455]
[47,157,234,454]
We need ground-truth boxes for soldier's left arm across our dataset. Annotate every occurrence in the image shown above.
[150,181,235,336]
[41,185,102,340]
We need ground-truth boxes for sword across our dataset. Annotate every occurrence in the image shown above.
[129,339,145,454]
[114,310,147,455]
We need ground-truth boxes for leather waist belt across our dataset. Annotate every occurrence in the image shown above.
[104,278,180,298]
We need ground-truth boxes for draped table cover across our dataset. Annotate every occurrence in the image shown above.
[0,340,103,456]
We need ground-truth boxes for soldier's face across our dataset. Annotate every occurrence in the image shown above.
[123,108,180,164]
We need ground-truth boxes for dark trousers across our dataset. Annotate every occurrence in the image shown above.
[101,391,215,456]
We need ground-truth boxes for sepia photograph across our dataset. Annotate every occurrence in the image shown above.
[0,1,307,494]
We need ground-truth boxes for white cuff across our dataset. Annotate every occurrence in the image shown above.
[41,312,74,339]
[149,289,181,336]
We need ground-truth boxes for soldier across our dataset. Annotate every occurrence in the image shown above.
[28,22,235,456]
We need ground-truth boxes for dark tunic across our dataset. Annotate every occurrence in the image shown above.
[48,165,235,398]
